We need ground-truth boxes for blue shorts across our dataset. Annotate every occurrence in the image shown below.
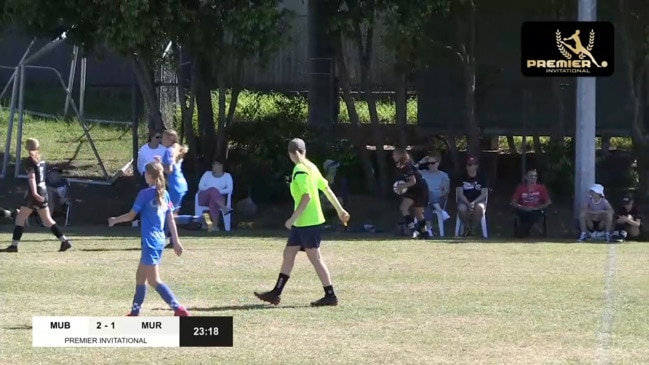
[287,224,324,250]
[141,247,164,266]
[168,189,187,212]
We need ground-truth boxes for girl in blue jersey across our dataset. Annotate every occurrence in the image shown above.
[159,130,189,249]
[108,161,190,317]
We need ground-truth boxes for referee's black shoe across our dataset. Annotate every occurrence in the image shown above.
[0,245,18,253]
[310,295,338,307]
[254,291,281,306]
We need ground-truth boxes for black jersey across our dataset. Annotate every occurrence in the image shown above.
[396,160,427,191]
[24,157,47,189]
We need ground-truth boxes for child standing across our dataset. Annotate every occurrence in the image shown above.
[1,138,72,253]
[108,161,190,317]
[159,130,189,249]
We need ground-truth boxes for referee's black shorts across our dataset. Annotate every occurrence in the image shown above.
[403,187,428,208]
[287,224,324,250]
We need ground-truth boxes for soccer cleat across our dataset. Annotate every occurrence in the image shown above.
[59,241,72,252]
[411,230,420,239]
[174,306,191,317]
[1,245,18,253]
[578,232,589,242]
[254,291,281,305]
[310,295,338,307]
[126,313,139,316]
[202,212,213,232]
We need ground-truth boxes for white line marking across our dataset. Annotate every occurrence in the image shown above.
[596,244,618,365]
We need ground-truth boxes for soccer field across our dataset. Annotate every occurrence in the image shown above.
[1,227,649,364]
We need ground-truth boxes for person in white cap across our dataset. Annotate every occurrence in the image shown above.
[578,183,614,242]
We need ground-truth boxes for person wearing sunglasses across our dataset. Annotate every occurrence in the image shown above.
[137,130,166,189]
[419,151,450,230]
[455,156,488,236]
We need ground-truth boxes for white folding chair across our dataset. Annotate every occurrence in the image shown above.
[194,191,233,232]
[454,190,489,238]
[431,198,449,237]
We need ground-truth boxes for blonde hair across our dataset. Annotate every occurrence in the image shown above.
[145,161,166,206]
[25,138,41,162]
[163,130,189,164]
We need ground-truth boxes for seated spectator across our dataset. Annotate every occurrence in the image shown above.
[613,191,641,242]
[419,151,450,228]
[456,156,488,236]
[510,169,552,237]
[197,159,233,231]
[578,183,614,242]
[46,167,70,214]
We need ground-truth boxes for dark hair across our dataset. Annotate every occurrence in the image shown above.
[428,150,441,159]
[212,158,225,165]
[394,148,409,161]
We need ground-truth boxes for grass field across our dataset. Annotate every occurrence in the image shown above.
[1,227,649,364]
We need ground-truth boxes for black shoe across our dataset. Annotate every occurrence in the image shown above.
[1,245,17,253]
[165,243,174,249]
[310,295,338,307]
[59,241,72,252]
[254,291,281,305]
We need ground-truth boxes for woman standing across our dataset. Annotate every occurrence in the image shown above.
[137,130,166,188]
[1,138,72,253]
[160,130,189,249]
[197,159,233,231]
[254,138,349,307]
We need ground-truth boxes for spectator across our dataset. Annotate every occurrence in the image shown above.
[419,151,450,228]
[578,184,614,242]
[456,156,488,236]
[46,167,71,214]
[197,159,234,232]
[613,191,641,242]
[510,169,552,238]
[137,130,166,189]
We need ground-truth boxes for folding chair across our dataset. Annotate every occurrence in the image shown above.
[513,209,547,237]
[454,189,489,238]
[423,197,449,237]
[194,191,233,232]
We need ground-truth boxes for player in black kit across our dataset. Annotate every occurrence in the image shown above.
[1,138,72,253]
[393,148,430,239]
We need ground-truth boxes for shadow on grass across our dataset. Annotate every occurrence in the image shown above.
[4,324,32,330]
[79,247,142,252]
[184,304,309,312]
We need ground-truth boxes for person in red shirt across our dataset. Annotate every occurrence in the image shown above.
[510,169,552,237]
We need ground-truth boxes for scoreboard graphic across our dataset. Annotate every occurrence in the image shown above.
[32,316,233,347]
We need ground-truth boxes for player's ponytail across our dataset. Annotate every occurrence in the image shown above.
[25,138,41,163]
[175,144,189,164]
[288,138,314,173]
[145,162,166,206]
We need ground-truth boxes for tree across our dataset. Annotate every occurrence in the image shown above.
[381,0,450,149]
[171,0,290,162]
[618,0,649,199]
[329,0,392,196]
[4,0,177,132]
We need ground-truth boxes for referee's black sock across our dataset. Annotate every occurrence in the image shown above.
[324,285,336,297]
[11,225,24,247]
[416,219,427,232]
[271,273,290,295]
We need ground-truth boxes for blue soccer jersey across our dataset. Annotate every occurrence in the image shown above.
[132,187,172,250]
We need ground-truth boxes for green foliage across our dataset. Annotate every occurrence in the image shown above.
[380,0,450,70]
[539,138,575,198]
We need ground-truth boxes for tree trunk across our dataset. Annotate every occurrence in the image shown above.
[394,63,408,149]
[176,53,199,174]
[533,135,542,153]
[334,33,376,194]
[216,71,227,160]
[131,55,164,132]
[355,22,390,197]
[463,63,480,156]
[193,55,217,163]
[506,136,517,154]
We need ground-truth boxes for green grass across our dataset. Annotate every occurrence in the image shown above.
[0,110,137,178]
[2,228,649,364]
